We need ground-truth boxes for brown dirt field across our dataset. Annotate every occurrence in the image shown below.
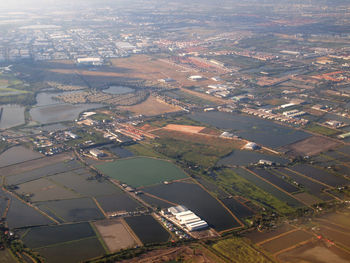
[293,192,321,206]
[163,124,206,133]
[316,225,350,248]
[152,129,245,149]
[243,224,295,244]
[199,127,222,136]
[0,153,72,176]
[260,229,313,254]
[321,212,350,229]
[120,245,225,263]
[118,96,182,116]
[94,218,139,253]
[284,136,341,156]
[277,240,350,263]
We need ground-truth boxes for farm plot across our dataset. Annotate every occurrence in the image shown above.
[244,223,295,244]
[290,164,349,187]
[36,198,104,223]
[22,222,96,249]
[143,180,242,231]
[315,224,350,248]
[277,240,350,263]
[94,219,139,252]
[0,146,42,168]
[212,237,272,263]
[0,153,72,177]
[35,237,106,263]
[49,171,121,197]
[335,145,350,156]
[324,151,350,162]
[95,193,142,213]
[233,168,304,208]
[276,168,333,201]
[259,229,313,254]
[6,197,54,229]
[293,192,321,206]
[5,160,82,185]
[15,178,79,202]
[220,197,255,220]
[249,168,299,193]
[124,215,170,245]
[284,136,340,156]
[96,157,187,188]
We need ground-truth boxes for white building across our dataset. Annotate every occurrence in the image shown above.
[89,148,105,158]
[167,205,208,231]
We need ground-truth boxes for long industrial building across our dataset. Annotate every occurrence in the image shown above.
[167,205,208,231]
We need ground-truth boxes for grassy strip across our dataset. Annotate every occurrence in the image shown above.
[89,222,110,254]
[305,124,339,136]
[125,142,165,159]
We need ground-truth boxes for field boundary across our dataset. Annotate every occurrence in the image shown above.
[244,168,308,208]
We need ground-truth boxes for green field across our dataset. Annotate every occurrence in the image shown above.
[212,237,272,263]
[305,124,339,136]
[96,157,187,188]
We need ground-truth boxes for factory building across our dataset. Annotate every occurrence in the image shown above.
[89,148,106,158]
[167,205,208,231]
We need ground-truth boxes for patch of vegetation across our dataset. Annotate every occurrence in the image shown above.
[90,113,113,121]
[211,237,273,263]
[0,93,36,106]
[214,168,295,215]
[125,142,165,159]
[146,115,207,128]
[153,137,232,169]
[305,124,339,136]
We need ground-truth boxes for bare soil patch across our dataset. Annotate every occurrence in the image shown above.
[163,124,205,133]
[283,136,341,156]
[94,218,139,252]
[277,240,350,263]
[118,96,182,116]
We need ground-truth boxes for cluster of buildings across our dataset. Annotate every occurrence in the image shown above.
[242,108,309,126]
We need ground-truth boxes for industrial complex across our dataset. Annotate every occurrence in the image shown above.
[165,205,208,232]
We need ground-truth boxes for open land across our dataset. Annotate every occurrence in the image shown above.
[118,95,182,116]
[94,219,139,252]
[283,136,341,156]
